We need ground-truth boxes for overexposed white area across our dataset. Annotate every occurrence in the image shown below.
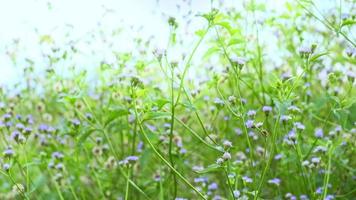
[0,0,346,88]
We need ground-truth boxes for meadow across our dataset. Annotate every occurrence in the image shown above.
[0,0,355,199]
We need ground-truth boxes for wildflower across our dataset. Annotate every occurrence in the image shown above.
[231,56,246,69]
[228,96,236,104]
[85,113,93,121]
[313,146,327,153]
[240,98,247,105]
[302,160,310,167]
[247,110,256,117]
[294,122,305,130]
[288,105,301,113]
[242,176,253,183]
[274,154,283,160]
[233,190,241,198]
[92,146,103,156]
[3,148,14,158]
[267,178,281,186]
[298,46,312,58]
[255,122,263,128]
[245,120,254,128]
[208,182,218,190]
[345,47,355,57]
[3,163,10,171]
[346,70,355,82]
[12,130,25,143]
[96,137,103,144]
[214,98,225,108]
[311,157,321,164]
[38,124,49,133]
[3,113,12,121]
[223,140,232,149]
[235,128,242,136]
[280,115,291,123]
[137,141,143,152]
[16,123,25,131]
[222,152,231,160]
[56,163,64,171]
[285,193,297,200]
[262,106,272,113]
[300,194,309,200]
[315,128,324,138]
[52,152,64,160]
[71,118,81,127]
[324,195,335,200]
[119,156,139,166]
[23,127,32,135]
[216,158,224,165]
[194,177,208,183]
[153,48,165,61]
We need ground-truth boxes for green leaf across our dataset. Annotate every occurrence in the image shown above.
[195,164,222,174]
[310,52,328,62]
[195,29,206,37]
[341,19,356,28]
[215,21,234,35]
[77,128,97,148]
[143,111,170,121]
[203,46,220,60]
[228,38,244,46]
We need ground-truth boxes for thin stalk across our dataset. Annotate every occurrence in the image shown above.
[133,99,207,199]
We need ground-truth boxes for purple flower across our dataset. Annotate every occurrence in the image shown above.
[311,157,321,164]
[324,195,335,200]
[315,128,324,138]
[245,120,254,128]
[274,154,283,160]
[3,148,14,157]
[3,113,12,121]
[242,176,253,183]
[71,118,81,127]
[3,163,10,171]
[247,110,256,117]
[294,122,305,130]
[222,152,231,160]
[280,115,291,122]
[52,152,64,160]
[262,106,272,113]
[137,141,143,152]
[11,130,21,141]
[267,178,281,186]
[38,124,49,132]
[235,128,242,136]
[208,182,218,190]
[16,123,25,131]
[233,190,240,198]
[120,155,139,165]
[194,177,208,183]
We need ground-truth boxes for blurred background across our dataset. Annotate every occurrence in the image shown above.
[0,0,351,89]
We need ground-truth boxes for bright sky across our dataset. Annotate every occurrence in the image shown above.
[0,0,342,88]
[0,0,214,86]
